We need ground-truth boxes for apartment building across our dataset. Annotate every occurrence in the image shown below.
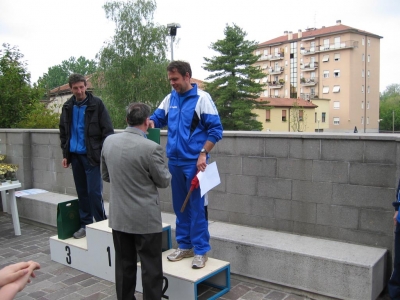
[254,20,382,132]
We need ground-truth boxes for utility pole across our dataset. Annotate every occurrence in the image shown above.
[167,23,181,62]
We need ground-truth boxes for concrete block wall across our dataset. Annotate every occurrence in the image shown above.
[0,129,398,253]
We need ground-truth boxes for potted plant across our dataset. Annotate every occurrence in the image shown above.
[300,77,306,83]
[279,79,285,85]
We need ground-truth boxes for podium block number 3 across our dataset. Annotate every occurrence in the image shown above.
[65,246,71,264]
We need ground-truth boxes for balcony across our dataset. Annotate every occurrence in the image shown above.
[268,67,284,75]
[271,94,282,98]
[268,81,284,89]
[300,62,318,71]
[300,93,319,101]
[258,53,284,61]
[300,40,358,55]
[300,77,318,86]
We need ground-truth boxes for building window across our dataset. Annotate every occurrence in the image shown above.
[334,70,340,77]
[274,89,279,97]
[266,110,271,121]
[255,79,260,83]
[334,53,340,61]
[264,49,268,56]
[334,101,340,109]
[323,70,329,78]
[361,101,364,109]
[285,74,288,81]
[263,77,268,83]
[334,37,340,48]
[322,112,326,123]
[256,51,260,56]
[285,60,288,66]
[368,39,370,46]
[333,117,340,125]
[362,37,365,46]
[367,117,369,124]
[368,86,370,93]
[362,85,364,93]
[362,69,365,77]
[368,55,370,62]
[367,101,370,109]
[362,54,365,61]
[368,70,370,77]
[299,110,303,121]
[282,110,287,121]
[323,39,330,50]
[333,85,340,93]
[361,116,364,124]
[322,55,329,62]
[264,90,268,96]
[323,86,329,94]
[285,89,288,97]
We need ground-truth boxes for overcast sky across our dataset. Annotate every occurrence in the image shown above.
[1,0,398,92]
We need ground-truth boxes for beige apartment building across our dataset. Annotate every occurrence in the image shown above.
[254,20,382,132]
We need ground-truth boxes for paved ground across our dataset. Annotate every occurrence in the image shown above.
[0,212,391,300]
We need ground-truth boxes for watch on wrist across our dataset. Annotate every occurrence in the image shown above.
[200,148,208,155]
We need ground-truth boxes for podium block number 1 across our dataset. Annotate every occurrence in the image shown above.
[107,246,112,267]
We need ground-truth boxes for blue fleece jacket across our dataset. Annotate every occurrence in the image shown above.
[150,84,223,165]
[69,98,88,154]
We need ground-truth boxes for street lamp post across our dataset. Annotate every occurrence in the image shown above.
[167,23,181,62]
[317,119,320,132]
[393,110,395,133]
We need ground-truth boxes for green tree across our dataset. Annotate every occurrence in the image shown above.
[203,24,268,131]
[379,84,400,131]
[290,101,308,132]
[37,56,97,92]
[16,102,60,129]
[94,0,171,128]
[0,44,43,128]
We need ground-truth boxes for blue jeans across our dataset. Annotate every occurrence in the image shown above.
[168,163,210,255]
[389,222,400,299]
[70,154,106,228]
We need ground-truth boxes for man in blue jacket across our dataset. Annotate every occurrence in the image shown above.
[150,61,223,268]
[59,73,114,239]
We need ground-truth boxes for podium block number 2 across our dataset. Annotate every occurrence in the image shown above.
[107,246,112,267]
[65,246,71,264]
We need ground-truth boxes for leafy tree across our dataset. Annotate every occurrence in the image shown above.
[0,44,43,128]
[379,84,400,131]
[37,56,97,92]
[16,102,60,129]
[94,0,171,128]
[203,24,268,131]
[290,101,308,132]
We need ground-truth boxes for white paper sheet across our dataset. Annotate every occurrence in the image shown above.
[15,189,48,198]
[196,162,221,197]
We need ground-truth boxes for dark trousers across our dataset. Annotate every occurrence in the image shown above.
[70,154,106,227]
[112,230,163,300]
[389,222,400,299]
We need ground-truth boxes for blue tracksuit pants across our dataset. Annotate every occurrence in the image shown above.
[168,163,210,255]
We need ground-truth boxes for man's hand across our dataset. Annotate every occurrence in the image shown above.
[197,154,207,172]
[149,120,155,129]
[62,158,69,168]
[394,211,398,226]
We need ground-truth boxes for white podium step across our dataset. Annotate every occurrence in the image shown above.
[50,220,172,282]
[136,249,230,299]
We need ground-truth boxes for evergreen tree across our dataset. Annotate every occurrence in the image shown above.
[203,24,268,131]
[94,0,171,128]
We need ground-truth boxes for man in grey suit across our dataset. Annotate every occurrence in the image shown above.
[101,103,171,300]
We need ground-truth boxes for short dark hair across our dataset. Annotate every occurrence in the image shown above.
[126,103,151,126]
[167,60,192,78]
[68,74,86,88]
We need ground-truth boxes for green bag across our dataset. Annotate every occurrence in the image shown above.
[57,199,80,240]
[147,128,160,144]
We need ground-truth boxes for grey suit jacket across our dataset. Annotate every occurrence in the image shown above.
[101,127,171,234]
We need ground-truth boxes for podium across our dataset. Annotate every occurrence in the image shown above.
[50,220,231,299]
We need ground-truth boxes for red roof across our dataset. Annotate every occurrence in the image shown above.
[259,23,382,47]
[258,97,318,108]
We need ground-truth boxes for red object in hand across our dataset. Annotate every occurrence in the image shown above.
[180,170,200,212]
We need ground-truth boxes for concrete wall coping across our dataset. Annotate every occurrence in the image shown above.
[2,128,400,141]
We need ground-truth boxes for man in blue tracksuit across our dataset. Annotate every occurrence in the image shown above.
[389,179,400,299]
[59,74,114,239]
[150,61,223,268]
